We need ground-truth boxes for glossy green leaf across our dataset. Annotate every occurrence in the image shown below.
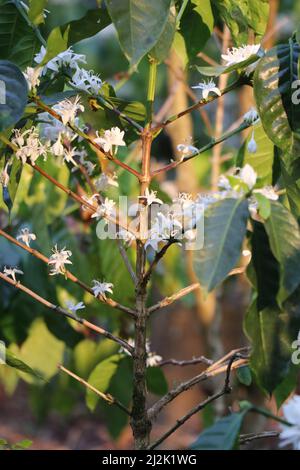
[245,302,292,394]
[5,350,45,381]
[254,39,300,168]
[106,0,172,67]
[86,354,123,411]
[0,60,28,131]
[212,0,269,45]
[179,0,213,63]
[64,7,111,46]
[0,2,41,69]
[28,0,47,25]
[193,198,249,293]
[280,160,300,224]
[146,367,168,396]
[237,365,252,386]
[41,26,69,66]
[2,156,23,213]
[274,363,300,408]
[190,408,250,450]
[265,202,300,304]
[150,5,176,63]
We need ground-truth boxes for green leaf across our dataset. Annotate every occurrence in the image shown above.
[73,338,119,379]
[0,60,28,131]
[254,193,271,220]
[245,302,294,394]
[193,198,249,293]
[254,39,300,168]
[11,439,32,450]
[41,26,69,66]
[274,363,300,408]
[5,349,45,381]
[237,365,252,386]
[28,0,47,25]
[149,5,176,63]
[212,0,269,45]
[196,51,262,77]
[65,7,111,47]
[179,0,213,64]
[106,0,172,67]
[18,318,64,384]
[0,2,41,69]
[190,408,250,450]
[265,202,300,304]
[86,353,123,411]
[146,367,168,395]
[280,160,300,224]
[87,354,133,438]
[236,122,275,187]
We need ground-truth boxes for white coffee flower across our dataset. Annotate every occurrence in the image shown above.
[239,164,257,189]
[279,395,300,450]
[51,135,65,157]
[16,227,36,247]
[218,175,232,191]
[91,197,116,220]
[142,188,163,206]
[192,79,221,100]
[53,96,84,126]
[243,107,260,124]
[221,44,261,66]
[81,193,100,211]
[95,173,119,192]
[35,46,87,75]
[91,280,114,299]
[147,353,163,368]
[39,112,77,143]
[247,131,257,153]
[94,127,126,154]
[69,67,103,95]
[48,245,72,276]
[177,138,198,157]
[23,66,42,92]
[12,127,49,165]
[63,147,78,166]
[3,266,24,282]
[66,301,85,313]
[253,186,279,201]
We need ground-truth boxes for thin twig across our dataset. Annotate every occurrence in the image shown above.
[159,356,213,367]
[0,229,136,317]
[152,78,244,132]
[58,365,131,415]
[142,239,177,288]
[151,121,251,177]
[239,431,279,445]
[0,272,132,353]
[147,348,249,421]
[117,239,137,285]
[148,283,200,314]
[95,95,143,132]
[148,351,238,449]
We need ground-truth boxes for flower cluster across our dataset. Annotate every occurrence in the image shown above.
[35,46,87,75]
[94,127,126,155]
[279,394,300,450]
[221,44,261,66]
[12,127,50,166]
[48,245,72,276]
[69,67,103,95]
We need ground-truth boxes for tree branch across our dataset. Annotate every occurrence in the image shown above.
[117,239,137,285]
[0,272,132,353]
[239,431,279,445]
[148,350,238,449]
[147,348,249,421]
[148,283,200,314]
[58,364,131,415]
[0,228,137,318]
[159,356,213,367]
[151,121,252,177]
